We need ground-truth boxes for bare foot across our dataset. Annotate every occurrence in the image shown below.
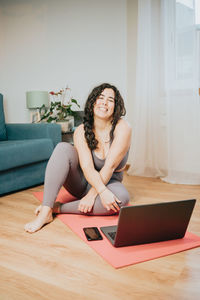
[24,206,53,233]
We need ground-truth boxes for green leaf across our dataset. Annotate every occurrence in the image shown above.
[71,98,80,107]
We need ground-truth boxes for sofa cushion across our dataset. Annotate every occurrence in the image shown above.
[0,94,7,141]
[0,138,53,171]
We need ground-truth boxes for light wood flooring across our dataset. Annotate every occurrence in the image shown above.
[0,174,200,300]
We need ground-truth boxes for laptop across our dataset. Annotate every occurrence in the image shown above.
[100,199,196,247]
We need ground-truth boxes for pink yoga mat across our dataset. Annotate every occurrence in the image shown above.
[33,190,200,269]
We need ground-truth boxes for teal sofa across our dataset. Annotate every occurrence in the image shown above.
[0,93,61,195]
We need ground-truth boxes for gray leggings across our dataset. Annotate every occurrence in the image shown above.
[43,142,130,215]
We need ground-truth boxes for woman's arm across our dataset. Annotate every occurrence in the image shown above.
[74,120,131,211]
[94,119,131,211]
[74,120,131,188]
[99,119,132,182]
[73,124,106,194]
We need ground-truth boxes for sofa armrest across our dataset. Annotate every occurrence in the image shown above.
[6,123,62,147]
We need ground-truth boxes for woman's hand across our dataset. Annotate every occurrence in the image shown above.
[100,188,121,212]
[78,194,96,214]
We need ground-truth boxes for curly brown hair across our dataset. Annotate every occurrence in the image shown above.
[83,83,126,150]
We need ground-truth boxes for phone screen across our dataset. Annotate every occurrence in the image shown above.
[83,227,103,241]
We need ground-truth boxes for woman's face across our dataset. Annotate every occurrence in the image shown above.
[93,88,115,121]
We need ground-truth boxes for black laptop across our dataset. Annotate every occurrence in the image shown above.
[100,199,196,247]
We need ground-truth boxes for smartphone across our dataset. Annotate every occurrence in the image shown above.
[83,227,103,241]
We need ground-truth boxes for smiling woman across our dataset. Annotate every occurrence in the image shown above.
[24,83,132,233]
[83,83,126,151]
[93,89,115,122]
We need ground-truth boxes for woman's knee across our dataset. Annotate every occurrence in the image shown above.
[53,142,76,159]
[54,142,73,153]
[119,190,130,206]
[107,182,130,206]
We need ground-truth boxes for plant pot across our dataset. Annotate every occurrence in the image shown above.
[57,116,74,133]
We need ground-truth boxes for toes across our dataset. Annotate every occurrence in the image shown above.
[24,223,32,232]
[24,221,37,233]
[24,223,31,232]
[24,215,53,233]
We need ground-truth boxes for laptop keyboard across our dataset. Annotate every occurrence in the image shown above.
[108,231,116,240]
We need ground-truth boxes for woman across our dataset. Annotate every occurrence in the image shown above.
[24,83,132,233]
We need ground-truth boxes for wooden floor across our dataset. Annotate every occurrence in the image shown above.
[0,174,200,300]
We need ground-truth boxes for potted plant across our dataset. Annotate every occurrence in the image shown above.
[39,88,80,133]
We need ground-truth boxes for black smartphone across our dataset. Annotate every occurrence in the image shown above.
[83,227,103,241]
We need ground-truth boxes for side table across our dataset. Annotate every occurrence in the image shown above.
[62,131,74,144]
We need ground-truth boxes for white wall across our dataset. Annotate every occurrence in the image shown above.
[126,0,137,123]
[0,0,127,123]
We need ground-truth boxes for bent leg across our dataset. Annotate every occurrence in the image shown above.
[43,142,87,208]
[59,180,130,215]
[24,142,87,233]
